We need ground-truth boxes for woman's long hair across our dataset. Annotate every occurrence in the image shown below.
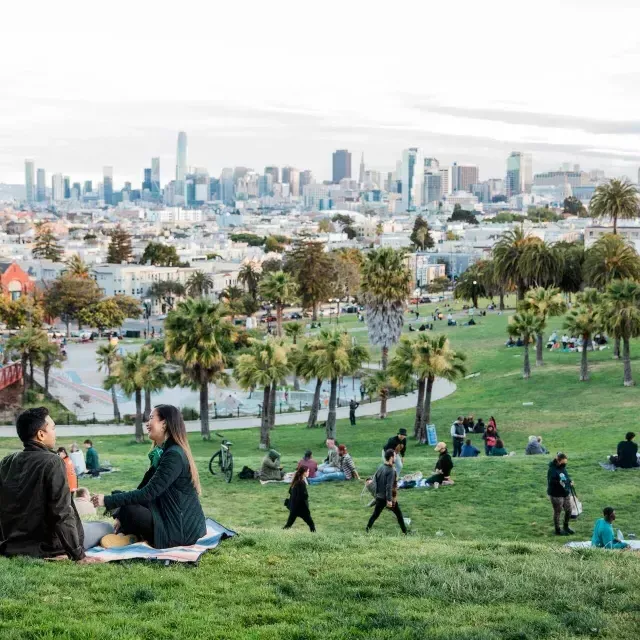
[291,465,307,487]
[154,404,201,494]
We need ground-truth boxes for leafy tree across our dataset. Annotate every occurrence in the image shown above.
[563,305,601,382]
[489,212,525,224]
[284,322,305,391]
[331,248,362,313]
[147,280,186,312]
[32,223,64,261]
[186,271,214,298]
[318,218,335,233]
[454,266,486,308]
[526,207,562,222]
[264,236,286,253]
[7,326,49,402]
[563,196,587,216]
[521,287,566,366]
[97,342,122,421]
[77,298,125,332]
[0,295,44,329]
[140,242,181,267]
[259,271,298,337]
[165,299,234,438]
[589,179,640,234]
[360,247,411,372]
[410,215,434,250]
[448,208,478,225]
[43,274,102,337]
[112,294,142,319]
[230,233,265,246]
[427,276,450,294]
[261,258,283,274]
[332,214,355,228]
[65,254,90,278]
[584,234,640,290]
[106,227,133,264]
[238,263,261,300]
[234,339,290,448]
[507,312,544,379]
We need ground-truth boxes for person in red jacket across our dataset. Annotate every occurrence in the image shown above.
[57,447,78,494]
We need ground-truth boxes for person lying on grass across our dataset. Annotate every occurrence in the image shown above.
[0,407,111,563]
[92,404,206,549]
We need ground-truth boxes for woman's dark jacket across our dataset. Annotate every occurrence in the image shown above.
[104,440,206,548]
[288,481,310,512]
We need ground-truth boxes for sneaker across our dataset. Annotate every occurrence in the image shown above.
[433,482,440,489]
[100,533,139,548]
[365,527,371,533]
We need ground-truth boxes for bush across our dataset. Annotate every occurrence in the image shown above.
[181,407,200,421]
[24,389,41,404]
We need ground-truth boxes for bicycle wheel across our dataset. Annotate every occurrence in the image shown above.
[209,451,221,475]
[224,454,234,483]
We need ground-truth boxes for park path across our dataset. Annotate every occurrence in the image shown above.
[0,379,456,438]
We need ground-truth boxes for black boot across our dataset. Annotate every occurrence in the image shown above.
[555,527,568,536]
[563,520,575,535]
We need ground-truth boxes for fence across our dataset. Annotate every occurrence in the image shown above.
[0,363,22,391]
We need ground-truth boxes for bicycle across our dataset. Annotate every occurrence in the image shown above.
[209,433,234,482]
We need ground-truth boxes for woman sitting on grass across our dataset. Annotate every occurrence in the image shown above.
[92,404,206,549]
[490,439,508,456]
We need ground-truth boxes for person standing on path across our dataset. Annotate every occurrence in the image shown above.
[349,399,359,426]
[283,466,315,532]
[366,450,408,534]
[451,416,465,458]
[547,452,575,536]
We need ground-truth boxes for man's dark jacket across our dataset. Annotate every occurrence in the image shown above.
[104,440,206,548]
[0,441,84,560]
[384,435,406,457]
[616,440,639,468]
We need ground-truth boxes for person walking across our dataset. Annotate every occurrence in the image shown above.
[283,467,315,532]
[349,399,359,426]
[366,449,408,535]
[451,416,465,458]
[547,452,575,536]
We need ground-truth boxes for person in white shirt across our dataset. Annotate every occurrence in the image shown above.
[69,443,87,476]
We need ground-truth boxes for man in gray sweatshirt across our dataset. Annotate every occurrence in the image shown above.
[366,449,408,534]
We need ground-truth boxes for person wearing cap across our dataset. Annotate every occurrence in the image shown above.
[450,416,465,458]
[609,432,639,468]
[366,449,408,535]
[591,507,629,549]
[424,443,454,487]
[547,452,575,536]
[382,429,407,474]
[297,450,318,479]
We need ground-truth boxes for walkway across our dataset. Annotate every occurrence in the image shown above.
[0,379,456,438]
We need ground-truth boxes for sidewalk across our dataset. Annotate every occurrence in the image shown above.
[0,379,456,438]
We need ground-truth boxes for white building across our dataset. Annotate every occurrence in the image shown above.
[400,148,423,211]
[51,174,65,203]
[584,223,640,252]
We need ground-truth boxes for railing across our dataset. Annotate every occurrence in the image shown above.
[0,363,22,391]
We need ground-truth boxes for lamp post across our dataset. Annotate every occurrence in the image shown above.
[472,280,477,309]
[143,298,151,337]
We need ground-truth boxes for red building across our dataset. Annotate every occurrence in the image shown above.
[0,262,35,300]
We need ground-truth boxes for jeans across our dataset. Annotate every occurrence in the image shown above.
[284,506,316,532]
[318,463,339,474]
[308,471,345,484]
[349,412,356,425]
[366,498,407,534]
[484,444,493,456]
[452,439,463,457]
[82,521,115,549]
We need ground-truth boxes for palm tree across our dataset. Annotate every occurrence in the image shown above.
[284,322,305,391]
[96,342,122,422]
[309,329,368,437]
[186,271,214,298]
[563,307,601,382]
[555,241,585,299]
[234,339,290,448]
[259,271,298,337]
[584,234,640,289]
[294,343,324,429]
[388,337,423,436]
[521,287,566,366]
[7,327,49,402]
[519,242,564,291]
[360,247,411,370]
[589,179,640,234]
[493,227,534,302]
[165,299,233,439]
[139,346,168,421]
[363,370,391,420]
[219,285,245,321]
[147,281,186,313]
[603,279,640,386]
[454,264,486,309]
[507,312,545,379]
[238,263,261,300]
[65,254,90,278]
[40,341,63,398]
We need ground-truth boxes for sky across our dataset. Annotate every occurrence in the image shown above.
[3,0,640,187]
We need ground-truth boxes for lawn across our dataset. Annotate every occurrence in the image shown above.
[2,301,640,639]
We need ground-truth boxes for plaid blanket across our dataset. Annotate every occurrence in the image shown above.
[85,518,235,564]
[566,540,640,550]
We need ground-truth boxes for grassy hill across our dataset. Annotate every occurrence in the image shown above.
[2,303,640,639]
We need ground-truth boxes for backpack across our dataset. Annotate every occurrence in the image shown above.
[238,465,256,480]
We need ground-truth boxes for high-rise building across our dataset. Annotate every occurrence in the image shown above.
[72,182,82,200]
[151,157,161,197]
[332,150,352,184]
[506,152,533,197]
[83,180,93,196]
[400,148,423,211]
[359,153,365,185]
[36,168,46,202]
[175,132,188,205]
[52,173,65,202]
[143,168,152,192]
[63,176,71,199]
[451,163,479,193]
[282,167,300,196]
[299,169,314,192]
[424,173,443,205]
[103,166,114,205]
[194,170,209,204]
[265,166,280,184]
[24,160,35,204]
[259,174,273,197]
[209,177,220,201]
[219,168,235,205]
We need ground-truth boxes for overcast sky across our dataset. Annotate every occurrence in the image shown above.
[3,0,640,187]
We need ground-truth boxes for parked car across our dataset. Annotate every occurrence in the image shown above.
[420,296,432,303]
[260,314,277,324]
[287,312,303,320]
[342,305,358,314]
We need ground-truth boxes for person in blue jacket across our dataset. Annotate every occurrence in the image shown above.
[591,507,629,550]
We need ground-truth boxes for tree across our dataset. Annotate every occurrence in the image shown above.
[362,370,391,419]
[140,346,168,421]
[0,295,44,329]
[140,242,182,267]
[186,271,214,298]
[427,276,450,294]
[527,207,562,223]
[603,279,640,386]
[147,281,186,313]
[259,271,298,337]
[40,341,64,397]
[65,254,90,278]
[507,312,544,379]
[563,196,587,217]
[234,339,290,448]
[165,299,234,438]
[261,258,283,275]
[285,240,335,320]
[563,306,601,381]
[230,233,265,246]
[518,241,564,291]
[32,223,63,261]
[584,234,640,290]
[219,285,245,320]
[331,248,363,314]
[112,295,142,319]
[521,287,566,366]
[493,227,536,301]
[589,179,640,234]
[410,215,434,250]
[97,342,122,422]
[77,298,125,332]
[360,247,411,371]
[238,263,261,300]
[294,343,324,429]
[454,265,486,308]
[43,274,102,337]
[284,322,305,391]
[106,227,133,264]
[318,218,335,233]
[448,208,478,224]
[555,241,585,296]
[7,326,49,402]
[308,329,368,438]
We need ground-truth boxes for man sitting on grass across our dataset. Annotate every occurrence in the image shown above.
[0,407,112,562]
[609,432,639,469]
[591,507,629,549]
[460,439,480,457]
[424,442,454,488]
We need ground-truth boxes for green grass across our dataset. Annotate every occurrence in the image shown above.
[2,301,640,639]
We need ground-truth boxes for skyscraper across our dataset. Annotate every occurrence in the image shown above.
[220,168,235,205]
[151,157,161,198]
[103,166,114,205]
[299,169,314,192]
[451,163,479,193]
[143,168,152,192]
[506,152,533,197]
[359,153,365,185]
[332,150,352,184]
[175,132,188,205]
[282,167,300,196]
[400,148,423,211]
[265,166,280,184]
[51,173,65,202]
[63,176,71,199]
[24,160,35,204]
[83,180,93,196]
[36,168,46,202]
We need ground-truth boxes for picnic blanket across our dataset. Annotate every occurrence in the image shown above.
[85,518,235,564]
[260,472,295,485]
[566,540,640,550]
[599,462,640,471]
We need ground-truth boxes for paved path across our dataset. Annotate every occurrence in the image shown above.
[0,379,456,438]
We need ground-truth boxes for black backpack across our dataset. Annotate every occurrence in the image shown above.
[238,465,256,480]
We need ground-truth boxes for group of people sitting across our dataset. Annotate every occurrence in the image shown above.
[546,331,608,352]
[451,415,503,456]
